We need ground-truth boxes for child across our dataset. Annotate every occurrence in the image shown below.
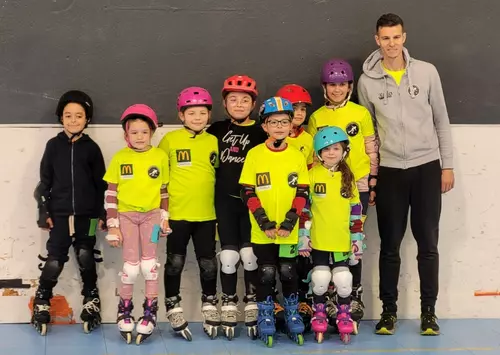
[303,126,365,344]
[239,97,310,347]
[276,84,315,330]
[206,75,267,340]
[276,84,314,168]
[103,104,170,345]
[306,59,378,331]
[32,90,106,336]
[158,87,220,340]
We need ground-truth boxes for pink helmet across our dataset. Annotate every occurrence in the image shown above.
[120,104,159,132]
[177,87,213,112]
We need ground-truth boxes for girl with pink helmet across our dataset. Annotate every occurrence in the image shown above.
[158,87,221,340]
[104,104,170,345]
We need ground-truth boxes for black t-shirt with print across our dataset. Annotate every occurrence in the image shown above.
[207,119,268,197]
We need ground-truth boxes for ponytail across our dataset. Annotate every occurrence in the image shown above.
[338,142,355,198]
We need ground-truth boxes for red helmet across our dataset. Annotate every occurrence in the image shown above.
[276,84,312,106]
[222,75,258,99]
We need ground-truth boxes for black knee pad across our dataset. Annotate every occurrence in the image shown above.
[260,264,277,285]
[165,254,186,276]
[199,257,218,281]
[75,247,96,271]
[279,261,297,281]
[40,257,65,282]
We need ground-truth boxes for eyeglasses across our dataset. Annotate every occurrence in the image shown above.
[266,119,291,128]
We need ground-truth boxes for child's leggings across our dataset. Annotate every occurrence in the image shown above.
[119,209,161,300]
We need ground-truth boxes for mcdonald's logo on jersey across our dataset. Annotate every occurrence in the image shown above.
[120,164,134,179]
[314,183,326,196]
[176,149,192,166]
[256,172,271,191]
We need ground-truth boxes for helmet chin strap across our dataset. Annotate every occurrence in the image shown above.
[184,124,205,138]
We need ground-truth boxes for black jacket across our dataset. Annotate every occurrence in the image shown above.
[207,119,268,197]
[39,132,107,218]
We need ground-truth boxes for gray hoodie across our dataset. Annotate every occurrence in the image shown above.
[357,48,453,170]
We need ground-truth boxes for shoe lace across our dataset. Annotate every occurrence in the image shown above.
[82,298,100,314]
[422,312,437,324]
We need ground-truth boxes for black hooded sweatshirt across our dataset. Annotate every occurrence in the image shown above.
[38,132,107,218]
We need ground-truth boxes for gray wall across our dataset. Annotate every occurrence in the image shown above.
[0,0,498,124]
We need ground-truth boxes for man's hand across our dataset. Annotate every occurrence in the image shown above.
[441,169,455,193]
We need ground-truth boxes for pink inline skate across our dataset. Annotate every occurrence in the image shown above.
[311,303,328,343]
[336,304,354,344]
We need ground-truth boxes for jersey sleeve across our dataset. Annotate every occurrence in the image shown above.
[158,134,170,154]
[306,137,314,166]
[239,149,255,186]
[213,139,220,169]
[351,182,361,205]
[161,151,170,185]
[306,112,318,138]
[103,154,119,184]
[360,107,376,137]
[297,154,310,186]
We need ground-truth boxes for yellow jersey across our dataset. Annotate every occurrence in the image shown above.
[307,102,375,181]
[158,128,218,221]
[309,164,360,252]
[286,129,314,166]
[104,147,169,213]
[239,143,310,245]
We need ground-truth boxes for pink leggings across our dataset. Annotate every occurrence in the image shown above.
[119,209,161,300]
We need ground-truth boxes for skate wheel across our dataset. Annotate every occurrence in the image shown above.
[39,323,47,336]
[265,335,273,347]
[341,333,351,344]
[225,327,234,340]
[296,334,304,346]
[316,332,324,344]
[121,332,132,344]
[247,327,258,340]
[136,334,144,345]
[181,329,193,341]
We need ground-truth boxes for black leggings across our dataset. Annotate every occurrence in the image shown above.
[164,220,217,298]
[252,243,298,302]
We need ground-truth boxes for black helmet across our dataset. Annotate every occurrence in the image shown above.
[55,90,94,123]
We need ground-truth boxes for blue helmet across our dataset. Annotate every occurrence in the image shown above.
[259,96,294,123]
[313,126,350,156]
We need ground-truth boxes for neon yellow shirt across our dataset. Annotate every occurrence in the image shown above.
[104,147,169,213]
[307,102,375,181]
[286,129,314,166]
[158,128,218,221]
[239,143,310,245]
[382,62,406,86]
[309,164,360,252]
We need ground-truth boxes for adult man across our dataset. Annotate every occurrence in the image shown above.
[357,13,454,336]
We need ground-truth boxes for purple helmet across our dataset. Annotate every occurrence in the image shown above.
[321,59,354,84]
[176,87,213,111]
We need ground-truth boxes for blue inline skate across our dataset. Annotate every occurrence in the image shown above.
[257,296,276,347]
[283,293,305,345]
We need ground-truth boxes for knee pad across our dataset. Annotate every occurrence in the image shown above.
[311,266,332,296]
[40,257,65,282]
[331,266,352,298]
[165,254,186,276]
[260,265,276,285]
[220,248,240,275]
[120,262,140,285]
[279,261,297,281]
[75,247,96,271]
[141,258,160,281]
[199,257,218,281]
[240,247,258,271]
